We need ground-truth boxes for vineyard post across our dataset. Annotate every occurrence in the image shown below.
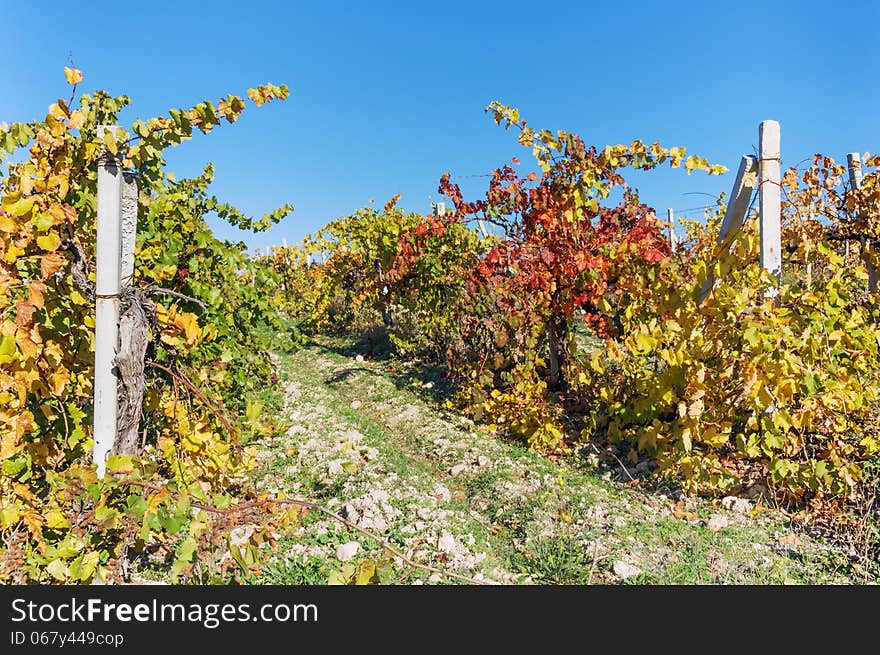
[759,120,782,296]
[94,125,123,478]
[666,208,676,248]
[847,152,877,292]
[698,155,758,304]
[281,237,289,293]
[120,173,138,286]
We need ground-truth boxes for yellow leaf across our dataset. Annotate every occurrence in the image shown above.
[0,505,20,528]
[0,214,18,233]
[9,197,34,217]
[36,232,61,251]
[68,110,85,130]
[63,67,83,85]
[45,509,70,530]
[681,428,692,452]
[106,454,134,474]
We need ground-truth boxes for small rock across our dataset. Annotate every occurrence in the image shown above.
[328,460,345,475]
[613,561,642,580]
[707,514,729,532]
[424,381,434,389]
[635,460,654,474]
[350,399,363,410]
[450,464,468,477]
[336,541,360,562]
[721,496,751,514]
[477,455,491,468]
[437,532,458,553]
[355,354,365,363]
[432,484,451,502]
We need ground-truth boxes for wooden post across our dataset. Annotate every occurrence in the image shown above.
[847,152,877,293]
[666,208,676,249]
[94,126,123,478]
[759,120,782,297]
[698,155,758,304]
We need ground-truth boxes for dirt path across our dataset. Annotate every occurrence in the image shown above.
[251,338,861,585]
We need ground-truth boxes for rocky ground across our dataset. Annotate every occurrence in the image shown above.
[247,337,869,585]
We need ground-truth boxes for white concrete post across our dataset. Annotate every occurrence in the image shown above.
[759,121,782,296]
[698,155,758,304]
[717,156,758,244]
[120,173,138,288]
[847,152,864,189]
[94,125,123,478]
[666,208,676,248]
[280,238,289,292]
[847,152,877,292]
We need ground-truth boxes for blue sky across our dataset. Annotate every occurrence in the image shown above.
[2,1,877,252]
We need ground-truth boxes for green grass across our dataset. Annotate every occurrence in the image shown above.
[510,535,596,585]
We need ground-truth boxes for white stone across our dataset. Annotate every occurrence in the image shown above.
[437,532,458,553]
[432,484,451,502]
[613,561,642,580]
[450,464,468,477]
[707,514,729,532]
[336,541,360,562]
[721,496,751,514]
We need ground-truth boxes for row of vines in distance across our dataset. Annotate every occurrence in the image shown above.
[267,104,880,521]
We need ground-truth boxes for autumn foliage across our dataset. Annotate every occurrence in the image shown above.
[0,70,296,583]
[271,104,880,514]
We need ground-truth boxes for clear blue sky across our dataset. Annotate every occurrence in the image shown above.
[2,0,877,252]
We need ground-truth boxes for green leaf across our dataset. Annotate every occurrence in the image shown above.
[1,455,27,477]
[106,454,134,474]
[0,334,16,364]
[356,560,377,585]
[94,505,121,529]
[31,213,54,231]
[46,559,69,581]
[158,511,185,535]
[245,400,263,423]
